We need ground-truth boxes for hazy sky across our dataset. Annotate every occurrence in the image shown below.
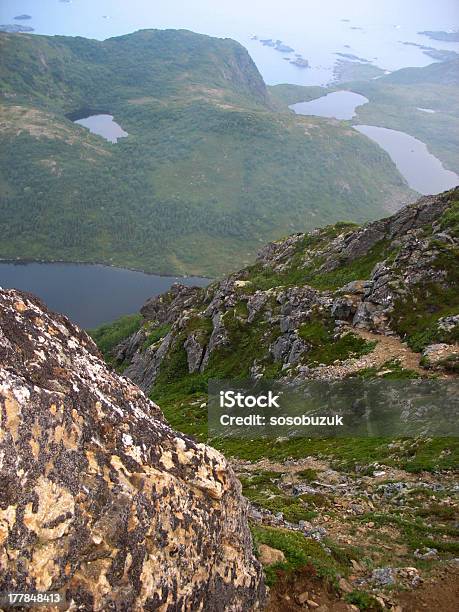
[2,0,459,85]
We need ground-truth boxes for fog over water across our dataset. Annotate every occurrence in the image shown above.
[1,0,458,85]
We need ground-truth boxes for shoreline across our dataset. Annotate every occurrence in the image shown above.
[0,258,214,281]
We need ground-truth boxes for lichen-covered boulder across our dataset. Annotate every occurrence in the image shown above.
[0,289,265,611]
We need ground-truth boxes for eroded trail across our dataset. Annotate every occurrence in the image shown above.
[307,327,429,379]
[354,328,425,373]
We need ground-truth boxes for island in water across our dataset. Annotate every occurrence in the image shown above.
[401,41,458,62]
[259,38,295,53]
[290,55,309,68]
[419,30,459,42]
[0,24,34,33]
[335,52,370,63]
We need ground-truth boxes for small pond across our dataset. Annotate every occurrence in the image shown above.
[74,114,128,143]
[290,90,369,120]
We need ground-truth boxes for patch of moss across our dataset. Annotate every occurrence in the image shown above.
[241,474,317,523]
[390,243,459,352]
[353,359,420,379]
[142,323,171,350]
[245,236,392,293]
[298,316,376,365]
[345,591,383,611]
[358,512,459,555]
[296,468,318,482]
[252,524,348,586]
[438,199,459,239]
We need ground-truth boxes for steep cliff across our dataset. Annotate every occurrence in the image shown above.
[0,289,265,610]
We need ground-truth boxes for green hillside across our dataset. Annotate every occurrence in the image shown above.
[0,29,414,276]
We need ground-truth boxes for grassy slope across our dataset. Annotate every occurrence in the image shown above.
[90,190,459,473]
[0,30,413,276]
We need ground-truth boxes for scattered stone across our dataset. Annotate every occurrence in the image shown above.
[414,547,438,560]
[258,544,286,566]
[297,590,310,604]
[371,567,396,586]
[338,578,353,593]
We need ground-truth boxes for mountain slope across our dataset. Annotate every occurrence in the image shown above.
[96,187,459,397]
[91,187,459,608]
[0,29,414,276]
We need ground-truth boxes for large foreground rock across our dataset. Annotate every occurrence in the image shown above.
[0,289,265,611]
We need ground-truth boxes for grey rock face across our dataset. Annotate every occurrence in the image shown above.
[201,312,229,371]
[184,332,205,373]
[123,331,174,392]
[247,291,269,323]
[271,335,292,362]
[141,283,202,324]
[331,296,357,321]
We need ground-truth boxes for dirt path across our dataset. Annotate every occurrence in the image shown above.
[265,563,459,611]
[307,328,428,379]
[396,563,459,611]
[355,329,425,373]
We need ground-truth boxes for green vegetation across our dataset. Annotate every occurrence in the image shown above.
[268,84,331,108]
[390,277,459,352]
[252,524,348,586]
[245,232,392,292]
[332,60,385,84]
[353,359,420,380]
[142,323,171,350]
[298,317,376,365]
[240,472,317,523]
[345,591,383,611]
[89,313,142,363]
[0,29,414,276]
[358,512,459,556]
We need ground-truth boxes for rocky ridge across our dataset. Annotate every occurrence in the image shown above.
[111,188,459,393]
[0,289,265,610]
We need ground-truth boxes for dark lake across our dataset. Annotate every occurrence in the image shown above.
[0,262,209,328]
[74,114,128,143]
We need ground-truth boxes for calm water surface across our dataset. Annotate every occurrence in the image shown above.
[290,91,368,120]
[290,91,459,195]
[74,114,128,143]
[0,263,209,328]
[354,125,459,194]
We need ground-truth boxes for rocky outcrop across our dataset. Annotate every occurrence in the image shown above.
[0,289,265,611]
[140,283,203,324]
[109,188,458,391]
